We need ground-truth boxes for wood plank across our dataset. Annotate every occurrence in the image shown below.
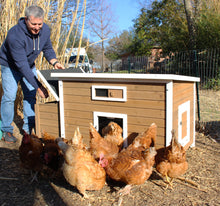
[64,87,90,96]
[173,88,194,103]
[38,103,59,113]
[174,85,194,98]
[127,90,165,100]
[64,118,93,128]
[63,95,91,103]
[128,116,165,127]
[173,82,193,92]
[38,107,59,113]
[64,99,165,110]
[39,125,59,136]
[40,118,59,127]
[63,116,165,130]
[63,88,165,101]
[64,107,165,119]
[35,104,41,137]
[64,110,93,119]
[35,103,59,137]
[127,124,165,136]
[63,82,166,92]
[173,81,193,87]
[126,83,165,92]
[64,88,166,101]
[38,113,59,121]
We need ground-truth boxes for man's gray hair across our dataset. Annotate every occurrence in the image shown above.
[25,5,44,19]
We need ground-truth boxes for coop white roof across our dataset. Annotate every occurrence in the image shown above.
[50,72,200,83]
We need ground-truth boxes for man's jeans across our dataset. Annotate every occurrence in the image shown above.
[1,65,37,134]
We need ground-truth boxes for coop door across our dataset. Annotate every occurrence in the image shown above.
[178,101,190,147]
[93,111,128,147]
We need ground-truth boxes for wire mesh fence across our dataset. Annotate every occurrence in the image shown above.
[109,49,220,124]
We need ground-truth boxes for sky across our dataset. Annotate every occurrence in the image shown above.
[111,0,141,33]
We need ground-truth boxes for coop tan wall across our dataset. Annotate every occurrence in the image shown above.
[172,81,195,149]
[62,81,166,148]
[35,102,60,137]
[35,79,196,149]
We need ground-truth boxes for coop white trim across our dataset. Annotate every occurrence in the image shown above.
[51,73,200,83]
[166,81,173,146]
[36,70,59,101]
[178,100,191,147]
[91,85,127,102]
[58,80,65,138]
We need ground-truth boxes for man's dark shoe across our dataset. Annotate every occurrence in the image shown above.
[2,132,17,143]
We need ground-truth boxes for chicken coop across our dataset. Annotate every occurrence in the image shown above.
[35,69,200,150]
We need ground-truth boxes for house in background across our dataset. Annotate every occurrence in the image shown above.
[115,46,165,72]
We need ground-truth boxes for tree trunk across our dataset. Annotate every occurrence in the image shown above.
[101,40,105,72]
[183,0,196,50]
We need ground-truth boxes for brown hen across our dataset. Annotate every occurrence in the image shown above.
[156,130,188,188]
[41,132,64,173]
[57,127,106,198]
[68,127,87,150]
[131,122,157,149]
[99,123,157,195]
[102,121,124,148]
[19,132,44,182]
[89,123,120,161]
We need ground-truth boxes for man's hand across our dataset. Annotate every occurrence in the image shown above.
[54,62,65,69]
[51,59,65,69]
[37,85,49,98]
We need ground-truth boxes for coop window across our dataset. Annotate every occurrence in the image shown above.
[93,111,128,147]
[92,85,127,102]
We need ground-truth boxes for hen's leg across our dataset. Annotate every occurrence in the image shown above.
[165,174,173,189]
[77,180,95,200]
[78,189,95,200]
[30,171,39,183]
[117,184,132,196]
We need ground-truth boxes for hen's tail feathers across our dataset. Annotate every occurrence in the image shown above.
[72,127,82,145]
[22,132,31,144]
[149,146,157,157]
[72,127,87,149]
[170,129,181,152]
[148,123,157,147]
[89,123,102,139]
[41,131,57,142]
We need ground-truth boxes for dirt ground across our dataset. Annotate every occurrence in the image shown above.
[0,114,220,206]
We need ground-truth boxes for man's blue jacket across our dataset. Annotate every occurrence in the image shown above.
[0,17,56,89]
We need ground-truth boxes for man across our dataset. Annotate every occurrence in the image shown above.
[0,5,65,143]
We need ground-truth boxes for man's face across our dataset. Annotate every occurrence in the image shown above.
[25,16,43,35]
